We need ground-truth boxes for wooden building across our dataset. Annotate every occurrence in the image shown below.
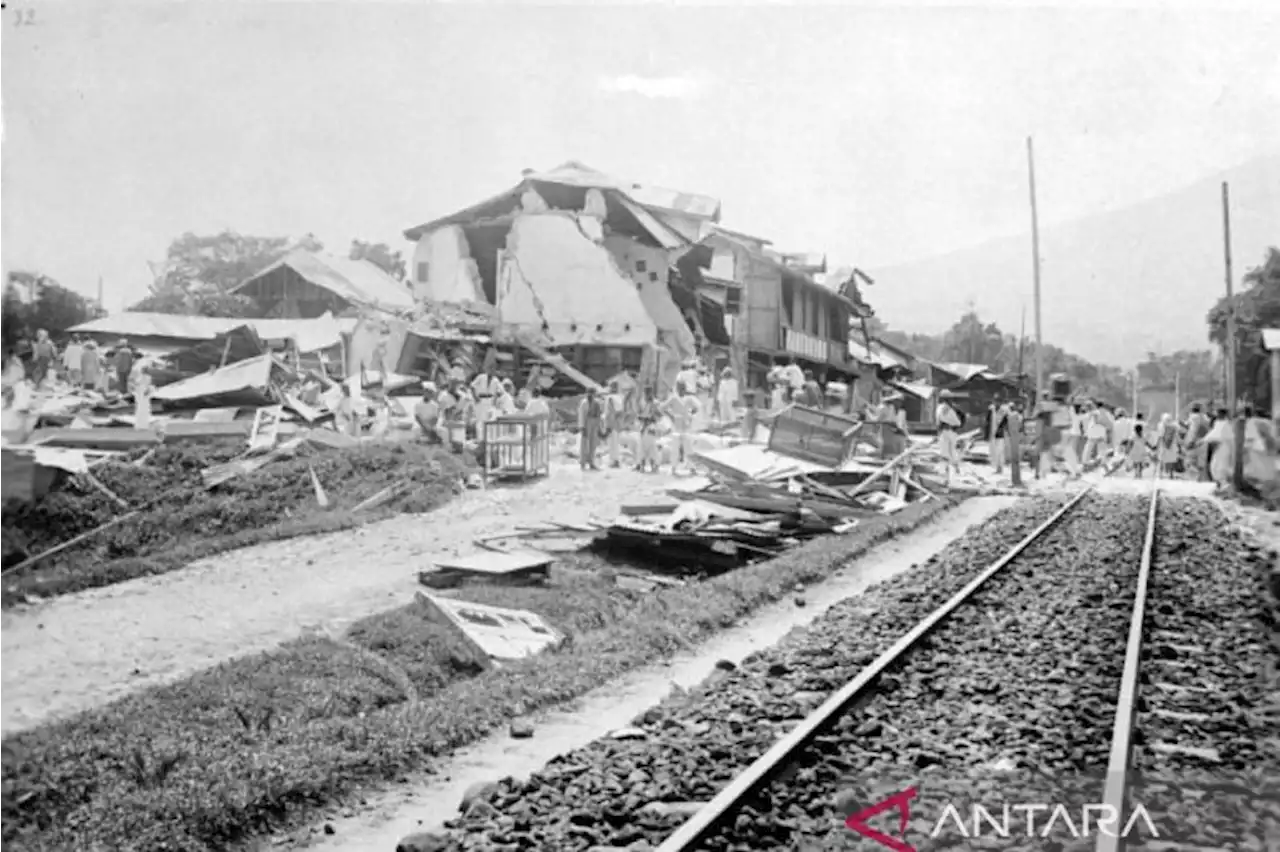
[680,227,859,392]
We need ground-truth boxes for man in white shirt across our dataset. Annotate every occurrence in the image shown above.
[934,391,963,484]
[470,369,502,435]
[62,336,85,386]
[782,359,805,401]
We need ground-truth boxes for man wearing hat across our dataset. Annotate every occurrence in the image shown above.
[934,390,963,483]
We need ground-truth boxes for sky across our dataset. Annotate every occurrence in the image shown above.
[3,1,1279,346]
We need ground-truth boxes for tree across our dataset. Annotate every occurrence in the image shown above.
[129,231,325,317]
[1206,246,1280,411]
[3,273,103,351]
[350,240,407,282]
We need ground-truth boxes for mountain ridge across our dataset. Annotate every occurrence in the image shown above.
[864,154,1280,367]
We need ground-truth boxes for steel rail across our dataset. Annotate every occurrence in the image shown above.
[1095,475,1161,852]
[654,485,1100,852]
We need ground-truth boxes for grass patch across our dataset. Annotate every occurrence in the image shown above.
[1,441,471,607]
[0,495,956,851]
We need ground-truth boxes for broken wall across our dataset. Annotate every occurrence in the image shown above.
[603,234,696,366]
[495,212,657,348]
[411,226,488,305]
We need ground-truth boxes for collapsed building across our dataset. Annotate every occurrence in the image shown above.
[398,161,865,395]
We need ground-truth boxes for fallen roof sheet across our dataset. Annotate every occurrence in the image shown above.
[69,311,357,350]
[848,339,905,370]
[931,361,991,382]
[152,354,276,403]
[234,250,416,313]
[890,379,937,400]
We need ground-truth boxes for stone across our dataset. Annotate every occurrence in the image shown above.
[396,832,452,852]
[458,780,500,812]
[794,595,807,607]
[509,720,535,739]
[714,659,737,671]
[608,726,648,741]
[323,823,335,835]
[637,801,707,818]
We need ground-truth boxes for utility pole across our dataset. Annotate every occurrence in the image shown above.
[1222,182,1245,490]
[1027,137,1044,403]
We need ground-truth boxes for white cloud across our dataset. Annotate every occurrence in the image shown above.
[597,74,709,99]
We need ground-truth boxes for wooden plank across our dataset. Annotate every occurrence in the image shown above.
[516,336,605,392]
[433,549,554,574]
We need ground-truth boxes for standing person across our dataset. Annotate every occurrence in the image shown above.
[112,339,135,396]
[470,367,501,433]
[695,363,713,427]
[662,386,700,475]
[1128,413,1151,479]
[1183,403,1209,480]
[636,387,660,472]
[577,388,604,471]
[494,379,517,416]
[1111,408,1133,471]
[1005,400,1025,486]
[782,358,805,402]
[1155,413,1179,477]
[1204,408,1234,489]
[30,330,56,388]
[675,360,699,397]
[769,372,787,411]
[716,367,739,423]
[1082,402,1109,470]
[934,391,963,485]
[1242,404,1279,491]
[742,388,760,442]
[604,378,627,468]
[988,397,1008,475]
[80,339,102,390]
[62,335,85,387]
[801,370,823,408]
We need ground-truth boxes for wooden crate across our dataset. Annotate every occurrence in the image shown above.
[483,414,551,483]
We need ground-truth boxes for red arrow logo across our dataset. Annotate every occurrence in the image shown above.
[844,786,918,852]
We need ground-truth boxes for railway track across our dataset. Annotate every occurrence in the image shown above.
[651,481,1272,852]
[419,486,1273,852]
[652,481,1140,852]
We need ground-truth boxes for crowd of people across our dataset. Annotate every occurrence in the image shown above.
[965,392,1279,491]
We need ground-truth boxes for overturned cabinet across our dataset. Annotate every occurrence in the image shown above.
[766,405,861,468]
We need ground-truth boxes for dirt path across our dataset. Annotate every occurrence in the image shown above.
[0,462,680,735]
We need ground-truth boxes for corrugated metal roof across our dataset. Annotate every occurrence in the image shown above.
[932,361,991,381]
[152,354,275,402]
[69,311,358,351]
[1262,328,1280,350]
[538,161,721,220]
[403,162,706,249]
[890,379,937,400]
[235,250,416,312]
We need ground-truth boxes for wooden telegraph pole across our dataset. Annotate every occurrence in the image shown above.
[1027,137,1044,403]
[1222,182,1245,490]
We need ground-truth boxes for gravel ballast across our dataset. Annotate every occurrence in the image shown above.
[406,492,1278,852]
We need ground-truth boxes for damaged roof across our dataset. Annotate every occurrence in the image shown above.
[401,161,705,251]
[232,250,415,313]
[69,311,357,350]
